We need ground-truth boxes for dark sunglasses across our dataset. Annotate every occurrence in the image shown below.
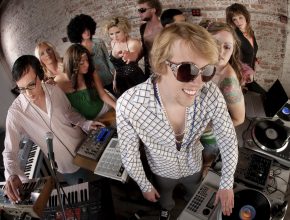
[138,8,152,13]
[165,60,216,83]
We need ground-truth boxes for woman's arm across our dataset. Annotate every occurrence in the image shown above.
[93,71,116,109]
[122,38,143,64]
[220,76,245,126]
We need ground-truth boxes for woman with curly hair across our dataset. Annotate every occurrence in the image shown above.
[35,41,64,82]
[67,14,115,94]
[104,16,147,96]
[55,44,116,120]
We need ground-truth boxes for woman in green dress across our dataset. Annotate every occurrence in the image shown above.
[55,44,116,120]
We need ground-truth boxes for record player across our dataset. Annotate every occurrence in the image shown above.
[243,118,290,167]
[178,171,288,220]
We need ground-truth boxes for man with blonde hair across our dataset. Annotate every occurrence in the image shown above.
[117,23,238,220]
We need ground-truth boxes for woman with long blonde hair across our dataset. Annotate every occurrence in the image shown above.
[104,16,147,96]
[35,41,64,82]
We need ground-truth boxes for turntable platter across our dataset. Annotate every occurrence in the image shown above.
[222,189,271,220]
[252,120,289,152]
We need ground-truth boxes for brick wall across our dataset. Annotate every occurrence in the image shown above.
[281,0,290,96]
[0,0,289,90]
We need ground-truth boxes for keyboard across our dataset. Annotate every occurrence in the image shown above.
[19,140,51,179]
[94,138,128,183]
[48,182,90,207]
[0,177,54,218]
[43,178,115,220]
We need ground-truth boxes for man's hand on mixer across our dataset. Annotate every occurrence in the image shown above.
[90,121,105,130]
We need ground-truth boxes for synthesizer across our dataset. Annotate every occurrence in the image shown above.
[43,178,115,220]
[76,127,117,161]
[0,177,54,218]
[19,140,51,179]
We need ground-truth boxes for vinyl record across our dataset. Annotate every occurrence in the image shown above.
[252,120,289,151]
[222,189,270,220]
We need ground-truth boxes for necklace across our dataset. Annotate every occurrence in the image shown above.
[156,83,188,143]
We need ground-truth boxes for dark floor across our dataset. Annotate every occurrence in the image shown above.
[110,170,290,220]
[0,163,289,220]
[110,179,188,220]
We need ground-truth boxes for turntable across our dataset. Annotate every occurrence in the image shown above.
[217,188,271,220]
[215,187,289,220]
[244,118,290,167]
[178,171,288,220]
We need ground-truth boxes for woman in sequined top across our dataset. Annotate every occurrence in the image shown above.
[104,16,148,97]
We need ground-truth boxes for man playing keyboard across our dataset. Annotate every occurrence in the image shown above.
[3,55,103,203]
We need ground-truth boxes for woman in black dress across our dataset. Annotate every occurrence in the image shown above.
[104,16,147,97]
[226,3,263,92]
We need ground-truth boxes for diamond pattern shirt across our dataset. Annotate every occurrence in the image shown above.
[116,78,238,192]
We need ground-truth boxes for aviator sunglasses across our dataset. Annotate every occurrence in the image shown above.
[138,8,152,13]
[165,60,216,83]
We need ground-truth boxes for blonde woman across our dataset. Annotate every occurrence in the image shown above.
[104,16,147,96]
[35,41,63,82]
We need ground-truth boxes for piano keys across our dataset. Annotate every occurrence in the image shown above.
[48,182,89,208]
[43,178,116,220]
[24,144,41,178]
[19,140,51,179]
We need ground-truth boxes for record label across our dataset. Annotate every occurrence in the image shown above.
[265,128,278,140]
